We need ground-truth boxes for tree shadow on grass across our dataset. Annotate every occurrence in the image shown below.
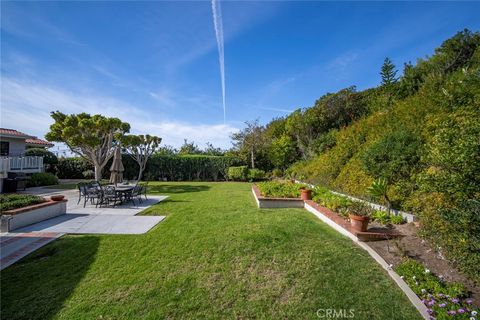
[148,184,210,194]
[0,235,99,320]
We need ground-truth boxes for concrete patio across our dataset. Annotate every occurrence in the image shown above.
[1,187,168,270]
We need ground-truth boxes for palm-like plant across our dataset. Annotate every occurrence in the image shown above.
[367,178,391,215]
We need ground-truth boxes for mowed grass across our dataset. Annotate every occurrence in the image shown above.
[1,182,421,319]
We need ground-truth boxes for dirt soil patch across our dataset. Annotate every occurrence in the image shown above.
[366,222,480,307]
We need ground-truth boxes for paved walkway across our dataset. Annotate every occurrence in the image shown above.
[0,232,64,270]
[1,187,168,270]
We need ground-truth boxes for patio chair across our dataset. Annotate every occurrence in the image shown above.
[98,185,121,208]
[77,183,102,208]
[139,181,148,200]
[129,185,143,206]
[89,180,102,189]
[97,186,122,207]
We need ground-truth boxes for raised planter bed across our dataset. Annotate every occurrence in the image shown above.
[1,198,67,232]
[251,184,304,209]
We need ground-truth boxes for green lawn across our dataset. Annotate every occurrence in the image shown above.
[0,182,421,319]
[44,183,79,190]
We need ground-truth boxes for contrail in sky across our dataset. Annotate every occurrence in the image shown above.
[211,0,226,124]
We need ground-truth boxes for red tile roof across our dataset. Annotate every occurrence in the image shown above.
[26,138,54,148]
[0,128,33,138]
[0,128,54,148]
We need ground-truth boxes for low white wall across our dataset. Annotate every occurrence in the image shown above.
[258,199,304,209]
[1,201,67,232]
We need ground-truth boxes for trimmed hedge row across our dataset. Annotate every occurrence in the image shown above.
[56,155,242,181]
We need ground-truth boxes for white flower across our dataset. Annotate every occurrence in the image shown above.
[425,269,431,274]
[400,276,404,279]
[472,310,478,316]
[421,289,426,293]
[413,276,416,280]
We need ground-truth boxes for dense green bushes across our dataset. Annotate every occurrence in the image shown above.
[228,166,265,181]
[0,194,46,211]
[227,166,248,181]
[56,157,92,179]
[246,168,265,181]
[25,148,58,165]
[256,181,303,198]
[26,172,58,187]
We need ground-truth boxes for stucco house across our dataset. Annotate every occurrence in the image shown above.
[0,128,54,157]
[0,128,54,191]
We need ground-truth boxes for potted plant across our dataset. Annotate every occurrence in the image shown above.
[300,187,312,200]
[347,201,372,232]
[50,195,65,201]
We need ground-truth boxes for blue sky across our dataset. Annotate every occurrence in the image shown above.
[1,1,479,150]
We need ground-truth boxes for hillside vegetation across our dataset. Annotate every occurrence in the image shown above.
[232,30,480,281]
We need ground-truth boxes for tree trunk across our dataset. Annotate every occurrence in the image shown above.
[384,194,392,216]
[94,165,103,182]
[137,167,143,181]
[250,150,255,169]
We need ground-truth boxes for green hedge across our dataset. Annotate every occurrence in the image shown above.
[56,157,93,179]
[56,155,241,181]
[140,155,241,181]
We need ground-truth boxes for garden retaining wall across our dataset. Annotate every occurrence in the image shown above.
[251,185,304,209]
[1,199,67,232]
[294,180,416,223]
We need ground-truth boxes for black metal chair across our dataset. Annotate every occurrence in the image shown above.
[128,185,143,206]
[139,181,148,200]
[77,182,102,208]
[98,185,121,208]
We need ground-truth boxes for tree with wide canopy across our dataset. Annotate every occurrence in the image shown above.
[46,111,130,181]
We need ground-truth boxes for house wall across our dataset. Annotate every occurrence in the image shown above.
[2,137,26,156]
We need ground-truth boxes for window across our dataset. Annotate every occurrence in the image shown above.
[0,141,9,156]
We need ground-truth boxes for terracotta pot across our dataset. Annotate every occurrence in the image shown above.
[50,195,65,201]
[349,214,370,232]
[300,189,312,201]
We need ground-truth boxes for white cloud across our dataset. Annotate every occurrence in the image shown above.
[138,122,238,149]
[0,77,238,149]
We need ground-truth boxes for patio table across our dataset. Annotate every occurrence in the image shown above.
[112,185,135,203]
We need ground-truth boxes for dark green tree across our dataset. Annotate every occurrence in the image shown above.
[230,119,265,169]
[179,139,201,155]
[380,57,398,86]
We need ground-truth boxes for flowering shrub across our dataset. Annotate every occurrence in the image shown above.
[396,259,478,319]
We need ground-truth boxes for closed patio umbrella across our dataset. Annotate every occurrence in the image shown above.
[109,146,124,185]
